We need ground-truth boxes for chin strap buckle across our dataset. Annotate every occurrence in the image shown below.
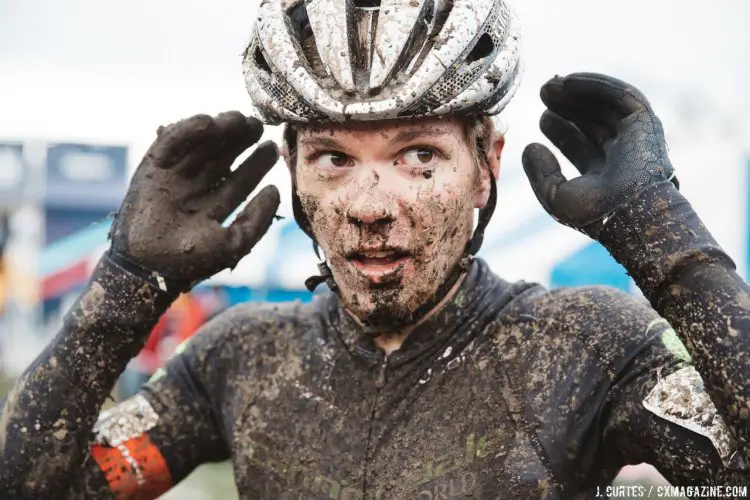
[304,261,339,294]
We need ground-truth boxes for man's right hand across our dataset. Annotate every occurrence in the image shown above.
[109,111,280,292]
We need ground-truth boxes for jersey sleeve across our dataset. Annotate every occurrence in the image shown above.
[598,182,750,464]
[581,290,750,486]
[71,310,240,500]
[512,285,749,490]
[83,342,230,499]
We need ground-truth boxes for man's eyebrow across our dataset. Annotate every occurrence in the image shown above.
[392,128,451,144]
[299,128,451,150]
[298,136,346,150]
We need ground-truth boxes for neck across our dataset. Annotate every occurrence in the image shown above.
[345,272,468,356]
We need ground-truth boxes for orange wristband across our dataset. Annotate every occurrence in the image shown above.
[91,434,172,500]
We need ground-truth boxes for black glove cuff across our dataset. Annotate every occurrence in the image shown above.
[597,181,735,303]
[106,248,191,297]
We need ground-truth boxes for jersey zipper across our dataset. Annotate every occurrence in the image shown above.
[375,355,389,389]
[363,354,389,499]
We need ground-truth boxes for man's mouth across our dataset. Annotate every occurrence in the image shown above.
[347,249,412,284]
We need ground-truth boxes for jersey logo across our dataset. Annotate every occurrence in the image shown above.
[93,394,160,446]
[646,318,692,363]
[643,366,746,470]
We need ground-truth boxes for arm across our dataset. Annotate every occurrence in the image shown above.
[591,307,750,485]
[0,257,235,499]
[522,72,750,466]
[0,111,280,499]
[532,287,748,487]
[0,254,173,498]
[1,260,240,500]
[81,318,233,500]
[0,255,229,498]
[0,257,238,500]
[599,181,750,462]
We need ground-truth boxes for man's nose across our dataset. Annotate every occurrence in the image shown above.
[346,169,399,226]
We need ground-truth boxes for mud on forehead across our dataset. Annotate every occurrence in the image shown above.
[296,115,470,141]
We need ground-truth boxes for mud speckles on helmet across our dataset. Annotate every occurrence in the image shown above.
[243,0,523,124]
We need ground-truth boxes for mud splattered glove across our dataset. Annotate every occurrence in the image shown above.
[521,72,678,240]
[109,111,281,294]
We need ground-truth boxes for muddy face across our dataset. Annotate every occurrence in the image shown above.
[293,117,493,327]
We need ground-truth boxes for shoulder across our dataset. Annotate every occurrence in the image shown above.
[501,284,665,347]
[508,283,645,315]
[186,297,325,358]
[488,284,675,388]
[149,296,327,386]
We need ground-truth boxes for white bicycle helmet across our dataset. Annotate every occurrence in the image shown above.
[243,0,523,124]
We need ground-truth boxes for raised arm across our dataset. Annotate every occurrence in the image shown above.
[0,111,280,499]
[522,72,750,465]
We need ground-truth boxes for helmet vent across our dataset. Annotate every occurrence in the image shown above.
[354,0,381,7]
[467,33,494,63]
[403,0,453,78]
[254,47,272,74]
[288,2,331,81]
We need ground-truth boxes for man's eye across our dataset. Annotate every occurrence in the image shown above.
[317,152,352,168]
[400,148,435,166]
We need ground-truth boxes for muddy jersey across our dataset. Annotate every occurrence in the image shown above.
[2,183,750,499]
[99,260,743,500]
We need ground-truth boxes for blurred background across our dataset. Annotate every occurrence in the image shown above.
[0,0,748,498]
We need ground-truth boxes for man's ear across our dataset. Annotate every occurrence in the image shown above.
[488,135,504,180]
[281,141,293,173]
[281,142,300,195]
[475,135,504,209]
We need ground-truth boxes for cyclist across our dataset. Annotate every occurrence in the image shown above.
[2,0,749,498]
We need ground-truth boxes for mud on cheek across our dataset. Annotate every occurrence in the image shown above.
[396,196,472,310]
[297,192,344,254]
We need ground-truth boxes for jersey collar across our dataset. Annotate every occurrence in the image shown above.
[325,258,512,368]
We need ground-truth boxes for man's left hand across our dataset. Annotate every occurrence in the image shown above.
[522,72,678,239]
